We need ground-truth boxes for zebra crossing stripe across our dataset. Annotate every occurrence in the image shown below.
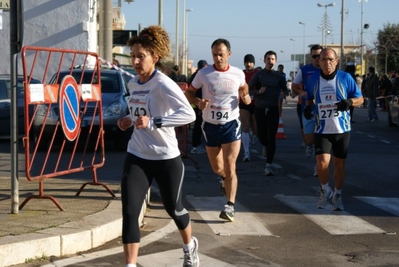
[275,195,386,235]
[138,249,236,267]
[186,196,274,236]
[355,197,399,216]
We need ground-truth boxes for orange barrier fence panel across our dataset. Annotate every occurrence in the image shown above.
[20,46,115,210]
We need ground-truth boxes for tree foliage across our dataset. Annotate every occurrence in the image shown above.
[377,23,399,74]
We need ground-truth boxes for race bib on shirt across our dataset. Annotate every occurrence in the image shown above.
[317,102,341,120]
[208,104,231,123]
[128,95,149,120]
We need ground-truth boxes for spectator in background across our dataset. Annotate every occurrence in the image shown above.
[378,74,393,111]
[169,65,179,82]
[189,60,208,154]
[364,66,379,122]
[344,63,357,123]
[361,73,368,108]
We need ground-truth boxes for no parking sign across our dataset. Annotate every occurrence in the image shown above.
[59,75,81,141]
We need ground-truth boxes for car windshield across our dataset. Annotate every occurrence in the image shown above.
[54,72,120,93]
[3,80,25,98]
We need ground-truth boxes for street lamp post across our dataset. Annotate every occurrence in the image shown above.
[184,8,193,76]
[290,38,296,79]
[299,22,306,65]
[317,2,335,47]
[359,0,368,75]
[175,0,179,66]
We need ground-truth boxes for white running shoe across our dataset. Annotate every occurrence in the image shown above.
[332,194,344,211]
[191,146,206,154]
[262,146,267,157]
[264,163,273,176]
[317,186,333,209]
[313,164,318,177]
[183,236,199,267]
[305,145,314,158]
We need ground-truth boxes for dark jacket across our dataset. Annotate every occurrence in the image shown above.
[364,73,379,98]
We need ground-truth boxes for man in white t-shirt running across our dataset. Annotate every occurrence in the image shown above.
[185,38,251,222]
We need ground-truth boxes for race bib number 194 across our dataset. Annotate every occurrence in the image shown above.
[208,105,230,122]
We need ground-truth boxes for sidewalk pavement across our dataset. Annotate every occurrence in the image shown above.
[0,151,150,267]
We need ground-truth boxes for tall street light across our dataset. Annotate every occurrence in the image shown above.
[299,22,306,65]
[175,0,179,66]
[182,3,192,77]
[317,2,335,47]
[290,38,296,79]
[359,0,368,75]
[184,8,193,76]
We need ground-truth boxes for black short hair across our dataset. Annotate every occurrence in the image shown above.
[264,50,277,59]
[211,38,231,51]
[310,44,323,53]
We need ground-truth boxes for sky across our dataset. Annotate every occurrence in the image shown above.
[120,0,398,71]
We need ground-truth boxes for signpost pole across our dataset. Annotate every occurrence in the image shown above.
[10,0,23,214]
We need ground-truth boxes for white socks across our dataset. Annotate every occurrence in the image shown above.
[183,237,194,252]
[242,132,250,154]
[126,264,136,267]
[321,183,330,191]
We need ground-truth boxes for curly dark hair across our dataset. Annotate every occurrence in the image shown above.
[126,25,170,60]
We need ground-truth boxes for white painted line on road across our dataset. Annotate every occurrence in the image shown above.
[275,195,386,235]
[186,196,275,237]
[41,220,177,267]
[138,248,236,267]
[355,196,399,217]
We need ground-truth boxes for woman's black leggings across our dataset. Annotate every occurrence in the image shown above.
[121,153,190,243]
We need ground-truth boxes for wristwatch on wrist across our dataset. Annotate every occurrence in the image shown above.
[153,116,163,128]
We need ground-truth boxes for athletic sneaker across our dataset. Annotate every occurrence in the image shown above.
[183,236,199,267]
[242,152,251,162]
[219,204,235,222]
[264,163,273,176]
[251,134,258,145]
[332,194,344,211]
[191,146,206,154]
[262,146,267,157]
[313,164,318,177]
[317,186,333,209]
[305,145,314,158]
[219,178,226,196]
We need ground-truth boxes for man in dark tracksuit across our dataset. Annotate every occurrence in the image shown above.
[248,50,287,176]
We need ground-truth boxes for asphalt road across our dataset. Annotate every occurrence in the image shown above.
[9,98,399,267]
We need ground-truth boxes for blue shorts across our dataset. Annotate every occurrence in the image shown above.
[202,119,241,147]
[302,113,315,134]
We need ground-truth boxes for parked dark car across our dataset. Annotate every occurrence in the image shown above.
[33,69,132,150]
[0,74,41,138]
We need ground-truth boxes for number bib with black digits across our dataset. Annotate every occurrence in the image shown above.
[128,95,149,120]
[317,103,341,120]
[208,105,230,124]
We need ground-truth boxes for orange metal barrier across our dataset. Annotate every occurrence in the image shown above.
[175,82,196,164]
[20,46,115,211]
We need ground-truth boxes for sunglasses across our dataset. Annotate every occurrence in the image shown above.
[311,55,320,59]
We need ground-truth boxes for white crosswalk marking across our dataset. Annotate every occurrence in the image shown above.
[186,196,274,236]
[355,197,399,216]
[275,194,387,235]
[138,249,236,267]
